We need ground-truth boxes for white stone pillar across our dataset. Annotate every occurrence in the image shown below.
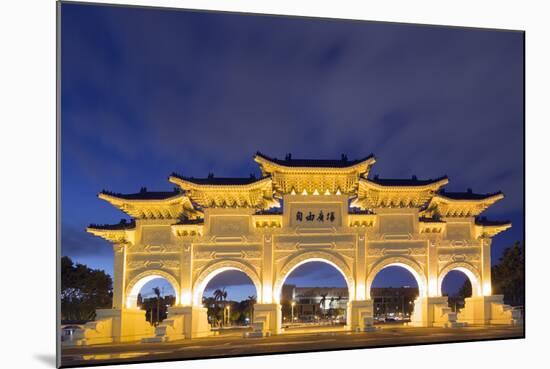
[347,300,373,331]
[180,242,193,306]
[261,234,274,303]
[251,234,281,335]
[427,239,438,297]
[411,296,453,327]
[355,233,367,300]
[252,303,281,335]
[481,237,492,296]
[112,243,127,310]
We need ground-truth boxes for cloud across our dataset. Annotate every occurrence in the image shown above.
[203,270,256,290]
[61,224,111,256]
[60,4,524,265]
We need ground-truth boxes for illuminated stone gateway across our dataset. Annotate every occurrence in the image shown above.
[69,153,521,345]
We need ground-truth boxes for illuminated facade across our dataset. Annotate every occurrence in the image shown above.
[68,152,520,345]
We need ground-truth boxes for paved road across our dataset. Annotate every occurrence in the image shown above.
[61,325,523,367]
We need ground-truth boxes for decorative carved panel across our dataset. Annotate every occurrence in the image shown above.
[379,215,414,235]
[209,216,249,236]
[446,223,471,240]
[141,225,172,244]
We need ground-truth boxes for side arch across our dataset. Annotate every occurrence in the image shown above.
[273,250,355,303]
[192,259,262,306]
[366,256,427,299]
[125,269,181,309]
[437,262,482,297]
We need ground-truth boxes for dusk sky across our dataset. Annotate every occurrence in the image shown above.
[60,3,524,302]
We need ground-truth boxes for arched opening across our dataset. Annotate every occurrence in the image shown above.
[369,264,424,324]
[127,275,178,326]
[440,271,472,312]
[277,260,351,331]
[438,265,481,312]
[126,272,180,309]
[193,264,261,333]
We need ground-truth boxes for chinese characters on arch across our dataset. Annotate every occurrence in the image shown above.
[295,209,336,223]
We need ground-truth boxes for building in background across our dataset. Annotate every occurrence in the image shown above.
[281,285,348,322]
[282,285,419,322]
[371,287,418,319]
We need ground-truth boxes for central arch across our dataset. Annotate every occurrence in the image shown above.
[126,270,181,309]
[192,259,262,306]
[273,251,355,304]
[366,256,427,299]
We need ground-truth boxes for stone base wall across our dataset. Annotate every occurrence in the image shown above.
[459,295,522,325]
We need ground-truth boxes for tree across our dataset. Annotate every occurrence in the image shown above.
[61,256,112,322]
[458,278,472,298]
[152,287,161,326]
[230,310,241,323]
[319,293,328,315]
[492,242,525,306]
[213,288,227,302]
[211,288,228,326]
[246,295,256,322]
[142,294,175,325]
[457,241,525,306]
[213,288,229,325]
[203,296,219,325]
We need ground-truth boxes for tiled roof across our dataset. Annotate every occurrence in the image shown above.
[256,151,374,168]
[368,175,448,186]
[100,189,181,200]
[348,208,375,214]
[173,218,205,225]
[438,190,503,200]
[255,208,283,215]
[88,219,135,230]
[171,173,264,185]
[418,217,445,223]
[475,217,511,226]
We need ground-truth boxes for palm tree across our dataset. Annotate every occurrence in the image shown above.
[152,287,161,326]
[213,288,228,326]
[247,295,256,323]
[213,288,226,302]
[319,293,328,316]
[329,297,335,317]
[222,290,228,324]
[203,296,217,324]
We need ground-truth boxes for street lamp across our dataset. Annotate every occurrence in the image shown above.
[291,301,296,323]
[225,305,231,326]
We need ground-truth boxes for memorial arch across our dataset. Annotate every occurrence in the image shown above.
[71,152,519,345]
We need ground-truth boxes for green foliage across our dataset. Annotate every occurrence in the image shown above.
[230,310,242,322]
[61,256,112,322]
[492,241,525,306]
[140,294,175,325]
[457,241,524,306]
[281,301,292,320]
[203,293,257,326]
[458,278,472,298]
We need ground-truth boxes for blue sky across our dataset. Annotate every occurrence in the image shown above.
[60,3,524,302]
